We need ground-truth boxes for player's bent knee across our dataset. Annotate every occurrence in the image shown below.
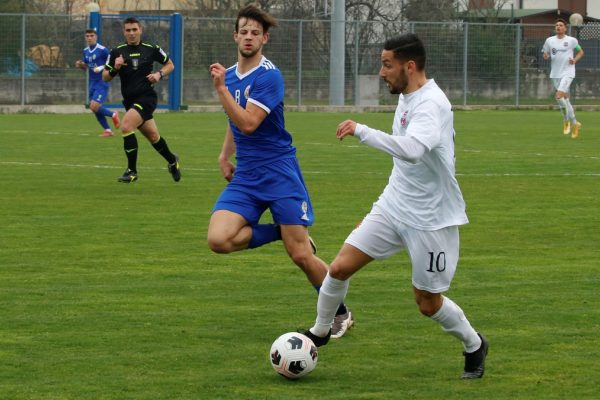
[415,296,442,317]
[120,124,136,134]
[289,250,311,269]
[418,303,438,317]
[329,263,351,281]
[207,237,233,254]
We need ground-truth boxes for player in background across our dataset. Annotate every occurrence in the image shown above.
[301,33,488,379]
[75,29,120,137]
[103,17,181,183]
[208,4,353,338]
[542,18,584,139]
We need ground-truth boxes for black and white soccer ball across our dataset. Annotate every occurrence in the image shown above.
[269,332,318,379]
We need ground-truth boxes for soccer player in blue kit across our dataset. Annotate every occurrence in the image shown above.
[75,29,120,137]
[207,4,353,338]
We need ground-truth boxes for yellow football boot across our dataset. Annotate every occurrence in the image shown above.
[571,122,581,139]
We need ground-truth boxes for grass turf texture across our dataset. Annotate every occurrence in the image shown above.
[1,110,599,399]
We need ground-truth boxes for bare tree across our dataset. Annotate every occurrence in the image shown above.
[403,0,457,22]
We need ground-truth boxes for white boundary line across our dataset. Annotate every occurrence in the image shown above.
[2,161,599,176]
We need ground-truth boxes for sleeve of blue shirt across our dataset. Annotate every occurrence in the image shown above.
[248,68,284,114]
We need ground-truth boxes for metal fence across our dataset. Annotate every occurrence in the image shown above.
[1,13,599,108]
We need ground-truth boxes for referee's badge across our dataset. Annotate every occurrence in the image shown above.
[132,58,139,70]
[301,201,309,221]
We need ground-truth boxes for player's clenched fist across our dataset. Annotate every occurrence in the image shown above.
[209,63,226,88]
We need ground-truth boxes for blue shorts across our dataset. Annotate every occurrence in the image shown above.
[212,158,314,226]
[89,80,109,104]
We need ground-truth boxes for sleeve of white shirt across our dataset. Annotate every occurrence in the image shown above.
[542,39,550,54]
[354,123,427,164]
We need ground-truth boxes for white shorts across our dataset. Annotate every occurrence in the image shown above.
[345,207,459,293]
[552,77,573,94]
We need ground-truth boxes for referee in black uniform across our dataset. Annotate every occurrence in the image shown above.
[103,17,181,183]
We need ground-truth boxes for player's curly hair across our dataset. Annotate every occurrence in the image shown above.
[236,3,278,33]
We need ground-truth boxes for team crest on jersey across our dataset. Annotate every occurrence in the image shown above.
[400,111,409,127]
[301,201,309,221]
[563,42,568,47]
[244,85,251,99]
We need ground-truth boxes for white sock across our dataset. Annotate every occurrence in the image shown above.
[565,98,577,124]
[557,97,568,121]
[431,296,481,353]
[310,273,349,337]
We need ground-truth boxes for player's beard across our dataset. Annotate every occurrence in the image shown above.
[239,46,260,59]
[386,68,408,94]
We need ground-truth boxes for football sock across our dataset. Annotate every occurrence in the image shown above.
[431,296,481,353]
[123,132,138,172]
[248,223,282,249]
[97,105,114,118]
[335,303,348,316]
[556,97,568,120]
[94,112,110,130]
[313,285,348,316]
[565,98,577,124]
[311,273,349,337]
[151,136,176,164]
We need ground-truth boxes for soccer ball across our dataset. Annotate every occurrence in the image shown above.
[569,13,584,27]
[269,332,318,379]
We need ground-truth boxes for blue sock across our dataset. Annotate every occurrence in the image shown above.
[97,105,114,118]
[248,224,282,249]
[95,112,110,130]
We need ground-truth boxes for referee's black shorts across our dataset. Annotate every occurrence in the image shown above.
[123,92,157,122]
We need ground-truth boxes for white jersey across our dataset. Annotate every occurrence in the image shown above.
[355,79,468,230]
[542,35,579,78]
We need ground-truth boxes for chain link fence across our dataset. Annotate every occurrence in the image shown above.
[1,13,599,108]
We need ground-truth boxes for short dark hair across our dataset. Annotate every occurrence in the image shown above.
[235,3,278,33]
[556,18,568,26]
[384,33,426,70]
[85,29,97,35]
[123,17,141,26]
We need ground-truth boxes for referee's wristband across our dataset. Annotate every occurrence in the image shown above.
[109,69,118,77]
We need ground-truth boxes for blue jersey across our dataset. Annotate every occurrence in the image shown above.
[83,44,110,82]
[225,56,296,171]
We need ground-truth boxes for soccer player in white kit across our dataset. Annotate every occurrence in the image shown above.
[301,33,488,379]
[542,18,584,139]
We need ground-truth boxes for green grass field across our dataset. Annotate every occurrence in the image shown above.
[1,110,599,399]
